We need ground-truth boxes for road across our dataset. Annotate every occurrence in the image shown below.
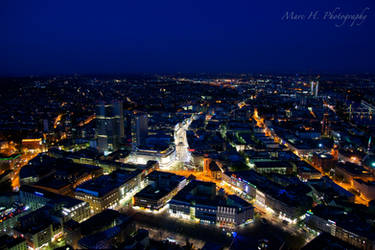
[0,142,43,190]
[117,110,314,247]
[253,108,370,206]
[11,150,41,190]
[159,110,315,245]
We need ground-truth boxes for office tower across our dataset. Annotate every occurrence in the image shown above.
[310,80,319,97]
[315,81,319,97]
[42,119,49,132]
[131,113,148,149]
[96,101,124,154]
[369,137,372,153]
[123,110,133,141]
[321,112,330,137]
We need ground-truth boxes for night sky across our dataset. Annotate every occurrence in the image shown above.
[1,0,374,76]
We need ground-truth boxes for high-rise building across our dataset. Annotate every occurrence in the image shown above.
[131,113,148,150]
[96,101,124,154]
[321,112,330,137]
[310,80,319,97]
[368,136,372,153]
[123,110,133,141]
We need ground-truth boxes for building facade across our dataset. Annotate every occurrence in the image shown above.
[96,101,124,154]
[131,113,148,150]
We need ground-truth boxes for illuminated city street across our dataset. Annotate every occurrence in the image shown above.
[1,2,375,249]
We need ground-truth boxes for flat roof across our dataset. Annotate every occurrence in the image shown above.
[75,169,140,197]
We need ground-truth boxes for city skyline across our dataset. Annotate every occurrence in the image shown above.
[1,1,375,250]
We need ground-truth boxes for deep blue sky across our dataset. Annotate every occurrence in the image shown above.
[1,0,374,76]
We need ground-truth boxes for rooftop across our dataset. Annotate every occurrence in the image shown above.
[171,180,252,209]
[75,169,141,197]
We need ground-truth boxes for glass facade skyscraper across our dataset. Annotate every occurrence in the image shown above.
[96,101,124,154]
[131,113,148,150]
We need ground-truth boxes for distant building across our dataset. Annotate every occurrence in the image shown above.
[13,207,62,249]
[223,171,312,222]
[64,209,135,249]
[310,80,319,97]
[21,138,43,152]
[133,171,186,211]
[169,180,253,227]
[126,144,176,169]
[0,194,31,233]
[302,232,359,250]
[0,235,27,250]
[335,162,374,185]
[295,160,321,180]
[353,179,375,201]
[20,156,103,196]
[253,161,294,175]
[308,177,355,204]
[312,152,335,172]
[305,206,375,250]
[203,158,223,180]
[131,113,148,150]
[96,101,124,154]
[321,113,330,137]
[20,185,91,223]
[75,169,148,214]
